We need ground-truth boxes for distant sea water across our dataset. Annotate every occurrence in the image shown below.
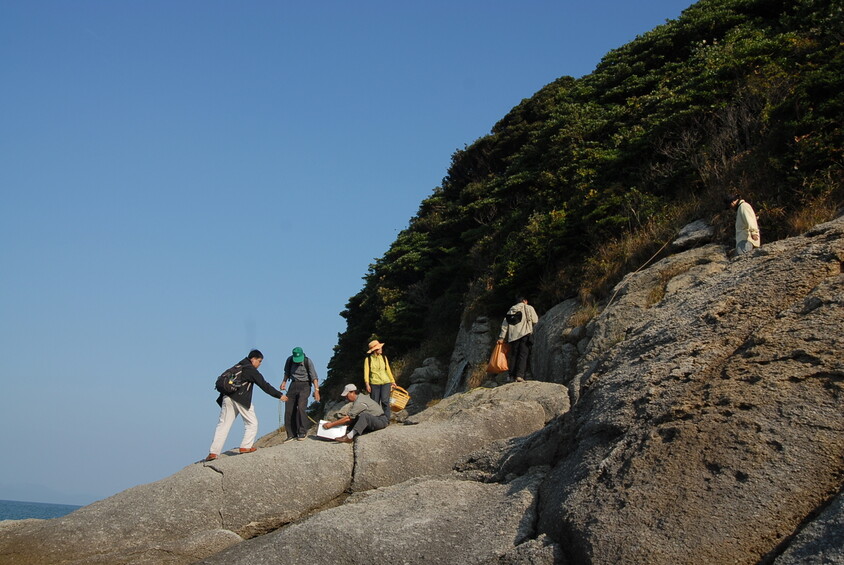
[0,499,82,521]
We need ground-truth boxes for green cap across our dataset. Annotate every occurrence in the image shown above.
[292,347,305,363]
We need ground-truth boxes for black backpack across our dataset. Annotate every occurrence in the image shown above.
[215,364,246,395]
[506,310,523,325]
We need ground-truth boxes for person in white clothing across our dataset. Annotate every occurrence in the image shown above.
[726,194,761,255]
[497,297,540,381]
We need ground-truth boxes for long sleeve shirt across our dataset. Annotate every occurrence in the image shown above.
[735,200,760,248]
[499,302,540,342]
[333,393,384,419]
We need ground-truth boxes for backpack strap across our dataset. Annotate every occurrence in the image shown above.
[303,356,312,382]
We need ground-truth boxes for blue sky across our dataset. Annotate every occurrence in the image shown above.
[0,0,694,506]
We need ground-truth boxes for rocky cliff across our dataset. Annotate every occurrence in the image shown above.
[1,216,841,565]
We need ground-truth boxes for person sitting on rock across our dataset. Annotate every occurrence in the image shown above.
[322,384,388,443]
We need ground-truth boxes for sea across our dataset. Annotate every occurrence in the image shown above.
[0,499,81,521]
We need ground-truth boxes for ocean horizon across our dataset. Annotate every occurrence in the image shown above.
[0,499,82,521]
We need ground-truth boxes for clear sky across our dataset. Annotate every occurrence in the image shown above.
[0,0,694,506]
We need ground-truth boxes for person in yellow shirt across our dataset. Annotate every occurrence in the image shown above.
[364,340,396,423]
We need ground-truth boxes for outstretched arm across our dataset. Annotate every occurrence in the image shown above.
[324,415,352,429]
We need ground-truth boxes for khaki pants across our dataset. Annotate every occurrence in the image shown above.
[209,396,258,455]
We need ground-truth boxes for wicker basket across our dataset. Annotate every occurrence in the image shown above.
[389,386,411,412]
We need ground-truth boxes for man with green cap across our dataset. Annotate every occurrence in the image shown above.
[280,347,320,441]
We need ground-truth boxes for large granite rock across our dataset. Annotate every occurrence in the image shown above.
[445,316,495,396]
[530,298,581,390]
[409,381,569,426]
[577,242,729,378]
[0,383,566,565]
[671,219,715,251]
[500,216,844,564]
[353,382,569,491]
[773,491,844,565]
[0,442,353,565]
[405,357,446,414]
[198,469,549,565]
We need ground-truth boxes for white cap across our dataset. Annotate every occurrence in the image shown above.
[341,384,357,397]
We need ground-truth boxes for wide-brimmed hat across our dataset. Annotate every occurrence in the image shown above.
[341,384,357,397]
[367,340,385,353]
[292,347,305,363]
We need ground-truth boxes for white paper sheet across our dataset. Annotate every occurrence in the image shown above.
[317,420,348,439]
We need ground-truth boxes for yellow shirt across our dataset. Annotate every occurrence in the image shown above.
[364,354,395,385]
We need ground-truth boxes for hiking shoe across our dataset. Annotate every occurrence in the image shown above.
[238,447,257,453]
[205,453,218,461]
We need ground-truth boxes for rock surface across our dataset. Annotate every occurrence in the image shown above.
[199,470,548,565]
[0,443,353,565]
[405,357,446,413]
[353,382,569,491]
[773,490,844,565]
[445,316,495,396]
[671,218,715,250]
[502,217,844,564]
[530,298,581,391]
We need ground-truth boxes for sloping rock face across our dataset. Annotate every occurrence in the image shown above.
[773,490,844,565]
[445,316,495,396]
[0,444,353,565]
[0,383,568,565]
[199,470,551,565]
[577,242,730,379]
[497,216,844,564]
[528,243,731,405]
[530,298,581,389]
[353,382,568,491]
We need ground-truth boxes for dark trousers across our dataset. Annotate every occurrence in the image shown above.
[509,334,533,379]
[351,412,389,436]
[284,381,311,439]
[369,383,393,422]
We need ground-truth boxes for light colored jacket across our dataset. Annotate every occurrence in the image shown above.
[499,301,539,342]
[735,200,760,248]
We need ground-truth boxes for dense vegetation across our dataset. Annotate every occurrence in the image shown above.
[320,0,843,398]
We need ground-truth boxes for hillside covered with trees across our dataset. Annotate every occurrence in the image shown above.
[322,0,842,397]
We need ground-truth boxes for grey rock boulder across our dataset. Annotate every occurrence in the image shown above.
[404,381,444,414]
[410,380,569,426]
[445,316,495,396]
[529,217,844,565]
[199,469,548,565]
[353,382,569,491]
[671,219,715,251]
[773,491,844,565]
[0,442,353,565]
[409,356,444,384]
[530,298,582,392]
[577,243,729,377]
